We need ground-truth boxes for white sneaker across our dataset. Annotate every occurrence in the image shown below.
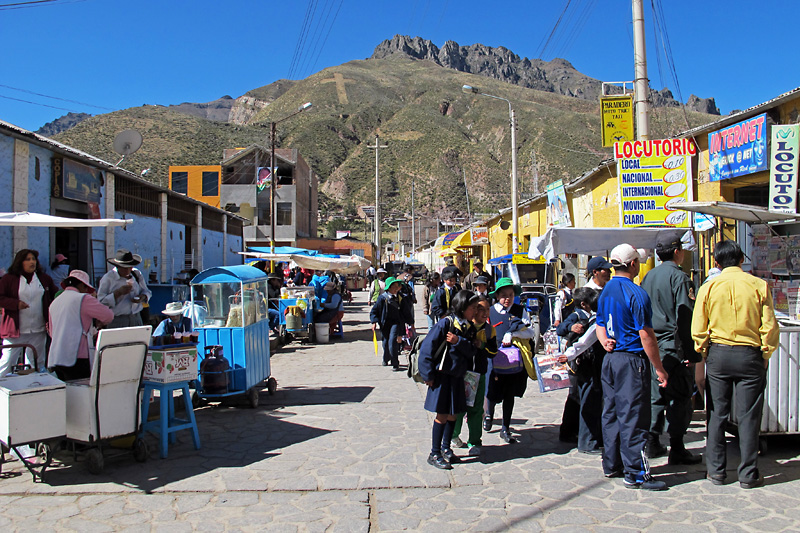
[467,445,482,457]
[452,436,467,449]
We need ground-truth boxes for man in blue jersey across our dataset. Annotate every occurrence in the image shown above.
[596,243,669,491]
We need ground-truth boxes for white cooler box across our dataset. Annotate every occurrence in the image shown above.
[0,373,66,446]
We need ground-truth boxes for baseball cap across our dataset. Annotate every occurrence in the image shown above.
[586,256,612,272]
[655,233,683,253]
[610,244,641,267]
[55,253,68,262]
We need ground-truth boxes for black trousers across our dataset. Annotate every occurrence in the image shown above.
[381,323,403,367]
[706,343,766,483]
[601,351,651,482]
[650,354,694,440]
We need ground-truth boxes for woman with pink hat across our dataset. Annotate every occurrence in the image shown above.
[48,270,114,380]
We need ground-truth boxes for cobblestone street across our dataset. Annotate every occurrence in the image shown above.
[1,289,800,532]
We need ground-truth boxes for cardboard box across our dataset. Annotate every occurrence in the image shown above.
[144,346,198,383]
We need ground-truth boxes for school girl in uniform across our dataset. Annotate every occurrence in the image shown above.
[418,290,479,469]
[484,278,537,443]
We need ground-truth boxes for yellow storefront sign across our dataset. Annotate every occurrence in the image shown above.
[601,95,634,148]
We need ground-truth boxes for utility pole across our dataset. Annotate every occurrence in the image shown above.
[632,0,650,140]
[462,168,471,223]
[510,109,519,253]
[411,178,415,252]
[368,135,388,265]
[531,150,539,196]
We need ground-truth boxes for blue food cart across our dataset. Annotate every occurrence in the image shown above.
[277,289,317,343]
[191,265,276,408]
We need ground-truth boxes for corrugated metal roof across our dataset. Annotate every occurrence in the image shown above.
[0,118,246,222]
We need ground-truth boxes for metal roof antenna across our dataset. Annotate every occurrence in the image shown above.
[112,129,143,166]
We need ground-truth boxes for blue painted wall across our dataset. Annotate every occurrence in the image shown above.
[0,135,15,269]
[202,229,224,268]
[166,221,186,280]
[27,144,52,267]
[113,212,162,281]
[227,235,243,265]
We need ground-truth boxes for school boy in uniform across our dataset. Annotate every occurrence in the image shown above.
[430,270,459,322]
[370,277,413,371]
[595,244,670,491]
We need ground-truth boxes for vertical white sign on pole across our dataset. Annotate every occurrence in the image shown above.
[769,124,800,213]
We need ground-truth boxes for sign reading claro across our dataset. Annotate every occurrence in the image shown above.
[769,124,800,213]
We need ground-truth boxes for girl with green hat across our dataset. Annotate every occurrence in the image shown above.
[370,277,413,370]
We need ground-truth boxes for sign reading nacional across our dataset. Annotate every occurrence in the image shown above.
[769,124,800,213]
[614,139,695,228]
[600,94,634,147]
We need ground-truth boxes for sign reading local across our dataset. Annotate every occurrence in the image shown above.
[769,124,799,213]
[708,113,768,181]
[614,139,695,228]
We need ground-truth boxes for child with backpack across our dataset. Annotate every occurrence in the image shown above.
[419,290,479,469]
[452,295,496,457]
[484,278,537,444]
[422,272,441,330]
[370,276,413,371]
[552,273,576,327]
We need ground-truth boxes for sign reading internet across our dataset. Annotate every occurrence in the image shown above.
[614,139,695,228]
[708,113,768,181]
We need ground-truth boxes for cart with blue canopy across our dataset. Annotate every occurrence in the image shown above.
[190,265,276,408]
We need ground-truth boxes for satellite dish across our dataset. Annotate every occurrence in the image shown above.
[112,129,143,166]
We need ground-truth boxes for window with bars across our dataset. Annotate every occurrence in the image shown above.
[202,209,224,232]
[168,195,196,225]
[115,176,160,217]
[227,218,243,236]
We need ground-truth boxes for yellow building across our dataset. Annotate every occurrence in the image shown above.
[168,165,222,208]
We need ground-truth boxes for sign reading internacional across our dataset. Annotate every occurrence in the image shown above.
[600,94,634,147]
[614,139,696,228]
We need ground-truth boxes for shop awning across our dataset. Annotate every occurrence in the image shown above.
[528,227,690,260]
[672,201,799,223]
[0,211,133,227]
[239,252,370,274]
[434,231,464,249]
[450,227,489,248]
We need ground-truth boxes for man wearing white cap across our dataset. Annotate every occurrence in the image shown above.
[595,243,669,491]
[47,270,114,381]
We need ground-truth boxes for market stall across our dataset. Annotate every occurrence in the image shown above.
[191,265,276,408]
[675,201,800,436]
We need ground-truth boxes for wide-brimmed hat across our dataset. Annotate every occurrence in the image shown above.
[64,269,94,291]
[491,277,521,297]
[107,249,141,267]
[376,268,387,274]
[384,276,402,289]
[474,276,490,286]
[163,302,184,316]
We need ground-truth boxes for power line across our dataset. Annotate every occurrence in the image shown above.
[0,83,113,110]
[0,0,83,10]
[0,93,79,112]
[536,0,572,60]
[287,0,317,79]
[297,0,338,79]
[308,0,344,76]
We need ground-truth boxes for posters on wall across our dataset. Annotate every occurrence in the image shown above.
[614,139,695,228]
[546,180,572,227]
[470,227,489,245]
[600,94,634,147]
[708,113,768,182]
[769,124,799,213]
[256,167,273,192]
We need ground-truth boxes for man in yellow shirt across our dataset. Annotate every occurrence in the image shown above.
[691,240,779,489]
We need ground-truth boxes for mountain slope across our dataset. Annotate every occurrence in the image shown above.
[53,55,714,219]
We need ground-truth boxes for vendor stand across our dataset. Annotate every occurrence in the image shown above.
[191,265,276,408]
[675,201,800,438]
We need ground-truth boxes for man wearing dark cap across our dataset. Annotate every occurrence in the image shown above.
[640,234,702,465]
[464,261,493,292]
[585,256,613,290]
[97,249,152,328]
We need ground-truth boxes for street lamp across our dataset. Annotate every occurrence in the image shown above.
[269,102,312,258]
[462,84,519,253]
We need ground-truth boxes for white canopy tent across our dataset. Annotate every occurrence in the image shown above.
[0,211,133,227]
[528,226,692,260]
[672,201,799,224]
[239,252,371,274]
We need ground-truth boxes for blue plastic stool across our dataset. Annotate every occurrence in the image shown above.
[141,381,201,458]
[331,319,344,338]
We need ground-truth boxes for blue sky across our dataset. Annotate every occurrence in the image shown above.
[1,0,797,131]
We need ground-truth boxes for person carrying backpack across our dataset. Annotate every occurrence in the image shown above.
[370,276,413,371]
[430,270,459,322]
[422,272,441,330]
[419,290,479,470]
[452,295,496,457]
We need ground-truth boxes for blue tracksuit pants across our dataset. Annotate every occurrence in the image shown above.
[600,350,652,483]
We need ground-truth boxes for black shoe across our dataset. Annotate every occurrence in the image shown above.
[707,473,726,485]
[499,428,517,444]
[624,476,667,491]
[740,477,764,489]
[483,415,493,432]
[392,366,402,371]
[427,453,452,470]
[579,448,603,456]
[442,448,460,464]
[382,360,388,367]
[645,434,668,459]
[604,470,623,478]
[668,448,702,465]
